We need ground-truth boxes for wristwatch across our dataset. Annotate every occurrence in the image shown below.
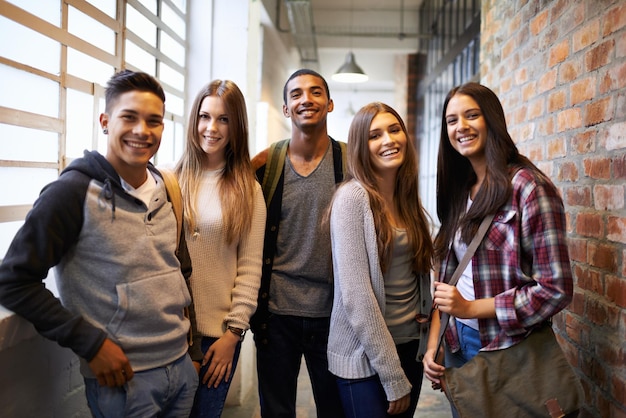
[227,326,246,341]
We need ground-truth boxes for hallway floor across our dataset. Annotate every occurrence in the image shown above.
[222,363,452,418]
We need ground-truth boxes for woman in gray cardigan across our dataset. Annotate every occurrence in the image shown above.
[328,102,434,417]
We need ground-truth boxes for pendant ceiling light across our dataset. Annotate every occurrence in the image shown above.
[332,0,368,83]
[332,52,368,83]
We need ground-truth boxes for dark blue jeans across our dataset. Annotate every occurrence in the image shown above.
[256,314,345,418]
[190,336,242,418]
[336,339,423,418]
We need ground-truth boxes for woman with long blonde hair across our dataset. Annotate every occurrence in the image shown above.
[175,80,266,418]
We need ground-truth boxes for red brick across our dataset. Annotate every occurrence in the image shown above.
[608,216,626,244]
[530,9,549,35]
[566,186,592,207]
[585,40,615,72]
[514,67,528,86]
[611,376,626,414]
[538,68,557,93]
[571,77,596,105]
[594,185,625,211]
[538,117,555,136]
[559,161,579,181]
[586,296,611,327]
[575,264,603,294]
[606,121,626,150]
[571,130,596,155]
[557,107,583,132]
[606,275,626,308]
[576,212,603,238]
[602,3,626,36]
[549,39,570,67]
[589,242,618,273]
[573,19,600,52]
[528,98,544,120]
[568,292,586,319]
[547,136,566,159]
[548,89,566,112]
[583,157,611,179]
[584,97,613,127]
[559,58,583,83]
[614,154,626,179]
[526,142,543,162]
[521,81,537,102]
[618,33,626,58]
[502,36,516,60]
[600,61,626,93]
[565,311,588,344]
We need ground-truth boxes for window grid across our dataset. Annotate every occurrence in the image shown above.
[417,0,481,227]
[0,0,188,255]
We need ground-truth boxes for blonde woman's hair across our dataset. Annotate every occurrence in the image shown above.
[175,80,256,244]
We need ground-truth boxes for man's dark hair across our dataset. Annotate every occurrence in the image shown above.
[104,69,166,113]
[282,69,331,104]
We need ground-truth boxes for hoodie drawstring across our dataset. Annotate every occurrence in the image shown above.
[99,178,116,221]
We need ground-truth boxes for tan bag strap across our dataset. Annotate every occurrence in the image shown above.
[160,169,183,250]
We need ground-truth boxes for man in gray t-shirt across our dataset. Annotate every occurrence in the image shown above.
[251,69,346,418]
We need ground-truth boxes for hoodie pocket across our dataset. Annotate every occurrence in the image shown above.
[106,270,191,345]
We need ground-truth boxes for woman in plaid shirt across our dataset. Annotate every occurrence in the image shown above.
[422,83,573,417]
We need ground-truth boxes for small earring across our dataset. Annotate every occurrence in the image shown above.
[103,128,108,134]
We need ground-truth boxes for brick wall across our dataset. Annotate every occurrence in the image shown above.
[481,0,626,416]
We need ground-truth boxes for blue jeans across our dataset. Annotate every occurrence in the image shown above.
[84,354,198,418]
[190,336,242,418]
[336,339,423,418]
[256,314,345,418]
[444,321,481,418]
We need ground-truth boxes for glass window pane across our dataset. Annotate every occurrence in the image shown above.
[141,0,158,15]
[160,31,185,66]
[158,120,176,165]
[0,167,58,205]
[0,65,59,117]
[126,4,157,47]
[67,48,114,86]
[161,3,185,40]
[66,89,95,159]
[68,6,116,55]
[165,92,184,117]
[86,0,116,19]
[0,221,24,259]
[159,62,184,91]
[0,16,60,74]
[125,39,156,75]
[169,0,186,15]
[0,124,58,163]
[5,0,60,26]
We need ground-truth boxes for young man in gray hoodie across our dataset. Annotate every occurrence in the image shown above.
[0,70,201,417]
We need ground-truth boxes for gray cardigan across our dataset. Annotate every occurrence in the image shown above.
[328,180,432,401]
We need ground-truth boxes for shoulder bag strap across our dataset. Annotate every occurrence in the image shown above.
[436,213,495,356]
[261,139,289,207]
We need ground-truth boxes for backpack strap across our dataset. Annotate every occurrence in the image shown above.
[160,168,183,251]
[260,139,289,207]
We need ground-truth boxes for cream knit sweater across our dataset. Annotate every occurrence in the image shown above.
[186,169,266,337]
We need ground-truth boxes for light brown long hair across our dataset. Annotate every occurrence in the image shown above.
[345,102,433,274]
[175,80,256,244]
